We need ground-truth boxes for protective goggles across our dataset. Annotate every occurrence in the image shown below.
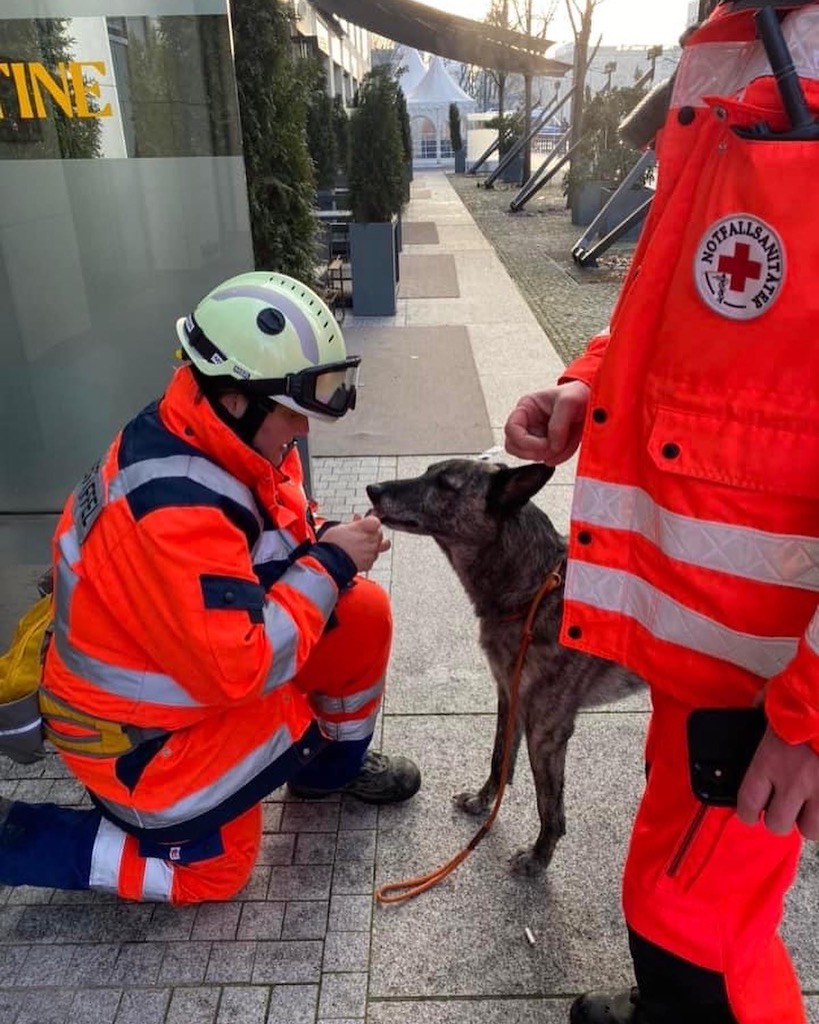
[244,358,361,419]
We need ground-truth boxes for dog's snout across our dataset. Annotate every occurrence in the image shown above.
[366,483,383,502]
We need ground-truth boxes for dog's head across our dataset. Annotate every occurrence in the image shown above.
[366,458,555,544]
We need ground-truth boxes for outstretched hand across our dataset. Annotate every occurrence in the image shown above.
[504,381,591,465]
[737,728,819,840]
[320,514,391,573]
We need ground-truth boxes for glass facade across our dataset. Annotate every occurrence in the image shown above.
[0,0,254,511]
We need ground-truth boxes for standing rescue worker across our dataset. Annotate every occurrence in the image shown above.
[0,271,420,904]
[505,3,819,1022]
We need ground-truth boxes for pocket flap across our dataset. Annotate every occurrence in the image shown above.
[648,406,817,499]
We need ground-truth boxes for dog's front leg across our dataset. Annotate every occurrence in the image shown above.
[453,686,522,816]
[509,728,571,876]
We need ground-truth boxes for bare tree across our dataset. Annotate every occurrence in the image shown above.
[565,0,604,169]
[510,0,558,181]
[484,0,511,151]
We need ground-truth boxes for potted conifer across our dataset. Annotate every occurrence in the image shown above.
[564,84,652,232]
[449,102,466,173]
[347,67,405,316]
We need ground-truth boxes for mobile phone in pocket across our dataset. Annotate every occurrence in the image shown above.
[687,707,767,808]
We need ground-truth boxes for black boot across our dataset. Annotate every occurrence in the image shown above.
[288,751,421,804]
[570,988,645,1024]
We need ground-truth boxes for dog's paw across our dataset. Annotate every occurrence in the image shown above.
[453,790,491,816]
[508,845,550,877]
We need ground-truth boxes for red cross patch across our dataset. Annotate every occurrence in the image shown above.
[694,214,786,320]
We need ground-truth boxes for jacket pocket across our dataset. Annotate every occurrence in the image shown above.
[648,405,819,500]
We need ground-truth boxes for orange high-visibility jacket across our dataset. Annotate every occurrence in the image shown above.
[42,366,356,754]
[561,3,819,752]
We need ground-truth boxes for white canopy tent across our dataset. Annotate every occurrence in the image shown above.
[404,54,476,166]
[394,46,428,97]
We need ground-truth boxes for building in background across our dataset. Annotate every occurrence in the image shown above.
[289,0,371,103]
[529,42,682,118]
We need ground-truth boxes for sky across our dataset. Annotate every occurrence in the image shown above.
[426,0,695,48]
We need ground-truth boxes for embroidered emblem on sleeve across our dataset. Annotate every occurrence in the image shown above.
[694,214,785,320]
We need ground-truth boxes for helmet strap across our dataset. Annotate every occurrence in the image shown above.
[191,368,271,447]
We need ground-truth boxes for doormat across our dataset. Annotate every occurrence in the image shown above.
[402,222,439,245]
[398,254,459,299]
[310,325,492,457]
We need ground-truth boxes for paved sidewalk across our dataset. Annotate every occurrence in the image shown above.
[0,170,816,1024]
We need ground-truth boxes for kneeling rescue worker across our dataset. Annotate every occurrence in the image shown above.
[0,271,420,904]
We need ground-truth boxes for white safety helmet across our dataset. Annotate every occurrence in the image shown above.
[176,271,359,421]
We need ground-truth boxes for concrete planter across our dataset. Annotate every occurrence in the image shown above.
[570,180,607,226]
[454,149,466,173]
[499,152,524,185]
[350,217,398,316]
[598,185,654,242]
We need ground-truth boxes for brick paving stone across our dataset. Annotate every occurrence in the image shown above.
[6,885,53,906]
[252,940,323,985]
[148,904,197,941]
[68,943,121,985]
[0,944,29,984]
[49,888,117,905]
[205,941,257,984]
[112,987,170,1024]
[265,983,319,1024]
[318,972,368,1019]
[191,902,242,940]
[12,943,75,986]
[267,864,333,902]
[234,864,272,901]
[258,832,296,866]
[109,941,165,984]
[281,802,341,833]
[215,985,270,1024]
[237,901,285,941]
[327,894,372,933]
[165,986,221,1024]
[14,987,75,1024]
[69,987,123,1024]
[157,941,212,984]
[294,832,337,864]
[14,905,153,944]
[322,931,371,973]
[262,802,283,832]
[337,800,378,831]
[12,780,56,802]
[335,830,375,863]
[282,900,329,940]
[331,859,374,895]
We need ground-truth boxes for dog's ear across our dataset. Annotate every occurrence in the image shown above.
[486,463,555,515]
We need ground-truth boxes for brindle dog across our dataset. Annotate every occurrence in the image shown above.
[366,458,644,875]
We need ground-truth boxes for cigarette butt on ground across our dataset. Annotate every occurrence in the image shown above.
[524,927,536,946]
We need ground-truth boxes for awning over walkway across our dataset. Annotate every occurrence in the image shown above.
[318,0,572,76]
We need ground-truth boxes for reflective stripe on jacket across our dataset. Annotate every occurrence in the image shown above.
[560,3,819,750]
[42,366,356,742]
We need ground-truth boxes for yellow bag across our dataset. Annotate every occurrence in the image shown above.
[0,594,51,764]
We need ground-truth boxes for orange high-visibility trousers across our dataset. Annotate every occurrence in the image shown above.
[82,577,391,903]
[623,691,805,1023]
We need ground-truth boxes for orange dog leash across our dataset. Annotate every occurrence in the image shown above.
[375,566,564,906]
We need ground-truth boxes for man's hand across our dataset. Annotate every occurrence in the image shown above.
[504,381,591,465]
[737,727,819,840]
[320,515,390,573]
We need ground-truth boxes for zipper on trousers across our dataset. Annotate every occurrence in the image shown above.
[666,803,708,878]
